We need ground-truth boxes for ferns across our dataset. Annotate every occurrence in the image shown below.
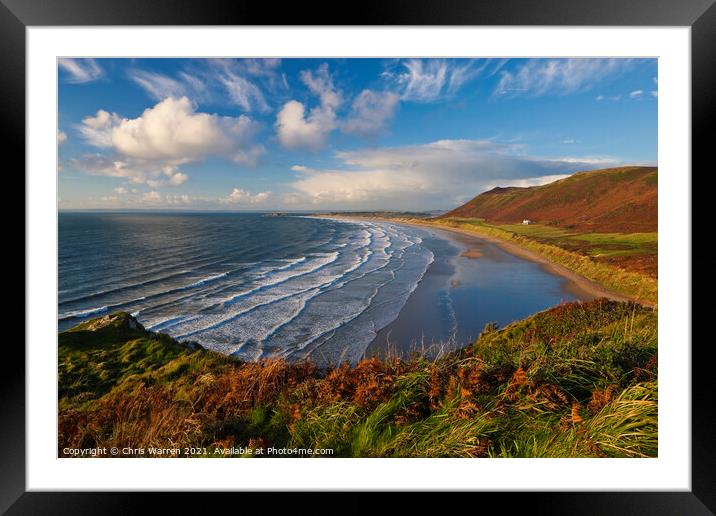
[59,301,658,458]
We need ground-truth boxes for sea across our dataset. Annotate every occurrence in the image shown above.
[59,212,584,365]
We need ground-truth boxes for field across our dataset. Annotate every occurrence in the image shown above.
[454,218,658,279]
[58,300,657,458]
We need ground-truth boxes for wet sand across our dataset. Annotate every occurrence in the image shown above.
[363,221,601,359]
[461,248,484,259]
[325,215,635,304]
[399,219,637,303]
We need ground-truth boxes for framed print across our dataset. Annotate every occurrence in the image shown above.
[6,0,714,512]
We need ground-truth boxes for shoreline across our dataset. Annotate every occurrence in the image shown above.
[318,214,644,306]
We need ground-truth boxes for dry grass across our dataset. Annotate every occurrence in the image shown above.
[58,299,658,458]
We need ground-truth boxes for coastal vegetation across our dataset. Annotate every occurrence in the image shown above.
[59,299,657,458]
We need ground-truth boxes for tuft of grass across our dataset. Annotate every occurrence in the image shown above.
[58,301,658,458]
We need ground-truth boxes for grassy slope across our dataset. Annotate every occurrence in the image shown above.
[436,166,658,280]
[59,301,657,458]
[442,166,657,233]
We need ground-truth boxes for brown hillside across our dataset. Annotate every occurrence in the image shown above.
[442,166,657,233]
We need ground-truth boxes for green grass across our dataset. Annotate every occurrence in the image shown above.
[58,312,230,411]
[494,223,574,239]
[58,301,658,458]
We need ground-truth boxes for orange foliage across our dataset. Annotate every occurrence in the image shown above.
[587,385,616,414]
[316,357,411,409]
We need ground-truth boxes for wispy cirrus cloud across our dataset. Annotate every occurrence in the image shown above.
[129,59,285,112]
[129,69,205,101]
[219,72,269,113]
[629,90,644,99]
[384,59,482,103]
[58,58,104,83]
[211,60,272,113]
[342,90,400,137]
[496,58,634,97]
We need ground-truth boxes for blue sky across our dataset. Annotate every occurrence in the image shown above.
[58,58,657,211]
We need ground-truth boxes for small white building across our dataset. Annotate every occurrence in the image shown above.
[522,219,534,225]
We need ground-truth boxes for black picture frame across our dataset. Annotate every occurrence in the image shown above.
[6,0,713,513]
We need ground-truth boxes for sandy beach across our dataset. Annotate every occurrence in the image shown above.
[324,215,637,305]
[345,216,610,359]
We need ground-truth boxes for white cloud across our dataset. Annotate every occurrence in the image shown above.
[77,110,122,147]
[113,186,128,194]
[146,167,189,188]
[178,71,207,94]
[629,90,643,99]
[287,139,622,210]
[73,97,264,187]
[69,155,191,187]
[57,130,67,145]
[239,59,288,94]
[342,90,400,137]
[651,76,658,97]
[561,139,576,144]
[482,174,571,190]
[129,69,191,101]
[242,58,282,77]
[276,101,334,151]
[275,64,340,151]
[496,59,632,97]
[164,194,193,205]
[119,190,196,207]
[219,72,269,113]
[206,59,275,112]
[143,191,162,202]
[549,156,621,166]
[58,58,103,83]
[130,60,280,112]
[388,59,479,103]
[110,97,260,163]
[222,188,271,204]
[63,191,199,210]
[168,171,189,185]
[300,63,341,110]
[66,189,257,210]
